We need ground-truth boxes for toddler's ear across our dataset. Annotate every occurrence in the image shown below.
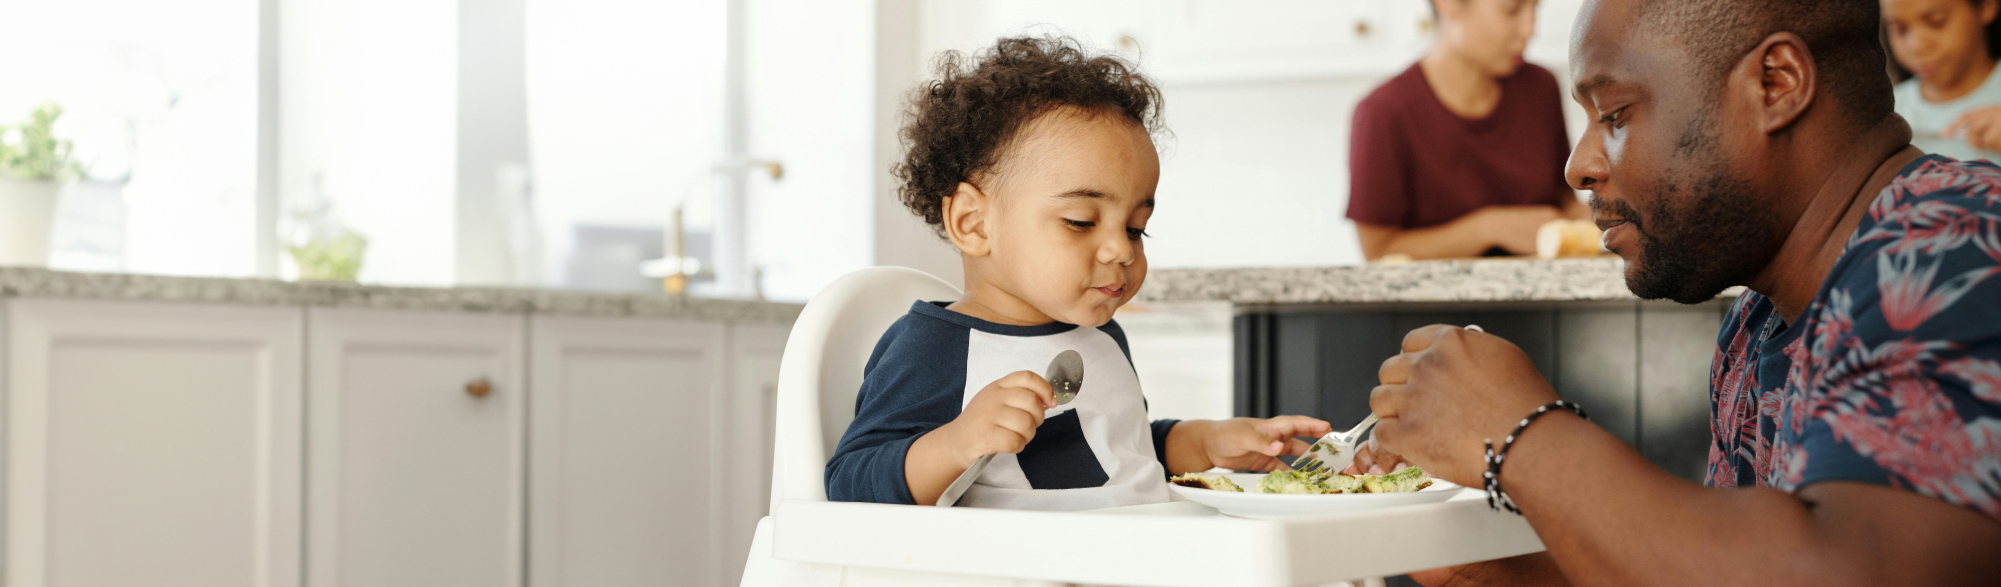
[944,182,993,257]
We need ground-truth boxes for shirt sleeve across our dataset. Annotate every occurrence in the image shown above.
[824,318,969,505]
[1346,94,1412,228]
[1151,419,1180,474]
[1790,187,2001,522]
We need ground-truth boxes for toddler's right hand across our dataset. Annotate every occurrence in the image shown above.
[936,370,1057,467]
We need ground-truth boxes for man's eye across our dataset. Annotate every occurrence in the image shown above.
[1598,109,1628,129]
[1126,227,1150,240]
[1065,219,1096,230]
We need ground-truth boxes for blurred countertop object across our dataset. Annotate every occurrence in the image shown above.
[1137,256,1743,306]
[0,267,801,323]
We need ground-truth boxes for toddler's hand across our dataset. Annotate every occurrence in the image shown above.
[936,371,1057,468]
[1197,416,1332,472]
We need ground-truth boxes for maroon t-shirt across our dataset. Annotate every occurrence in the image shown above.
[1346,63,1573,230]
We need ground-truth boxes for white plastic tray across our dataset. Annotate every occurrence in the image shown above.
[771,489,1543,587]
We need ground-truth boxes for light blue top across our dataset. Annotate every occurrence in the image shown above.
[1894,70,2001,163]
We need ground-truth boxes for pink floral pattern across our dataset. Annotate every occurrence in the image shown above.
[1709,156,2001,522]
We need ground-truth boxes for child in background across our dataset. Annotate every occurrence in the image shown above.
[1885,0,2001,161]
[825,36,1330,510]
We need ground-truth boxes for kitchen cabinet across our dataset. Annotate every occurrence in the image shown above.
[0,270,800,587]
[305,308,528,587]
[722,324,788,587]
[527,316,729,587]
[4,299,304,587]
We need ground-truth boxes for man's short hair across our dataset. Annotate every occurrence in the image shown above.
[1637,0,1893,127]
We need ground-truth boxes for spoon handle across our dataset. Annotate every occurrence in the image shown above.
[935,453,993,507]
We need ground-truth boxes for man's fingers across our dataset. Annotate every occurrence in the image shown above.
[1001,370,1057,408]
[1281,437,1313,456]
[1379,352,1412,385]
[1370,417,1398,454]
[1369,384,1404,418]
[1401,324,1458,353]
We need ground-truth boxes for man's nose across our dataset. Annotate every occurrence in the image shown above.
[1566,132,1610,192]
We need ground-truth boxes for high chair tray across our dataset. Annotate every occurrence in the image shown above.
[771,490,1542,587]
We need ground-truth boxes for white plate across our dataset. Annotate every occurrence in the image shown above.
[1169,474,1464,519]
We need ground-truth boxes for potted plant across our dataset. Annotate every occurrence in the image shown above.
[0,103,84,267]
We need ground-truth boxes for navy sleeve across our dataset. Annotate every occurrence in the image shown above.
[1151,419,1180,473]
[824,314,969,504]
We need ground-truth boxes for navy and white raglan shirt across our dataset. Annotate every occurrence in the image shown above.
[826,301,1179,510]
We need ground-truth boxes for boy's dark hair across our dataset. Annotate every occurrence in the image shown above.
[893,36,1165,238]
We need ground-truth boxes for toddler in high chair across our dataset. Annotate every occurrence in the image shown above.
[824,36,1331,510]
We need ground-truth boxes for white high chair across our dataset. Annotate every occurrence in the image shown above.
[738,266,999,586]
[739,267,1545,587]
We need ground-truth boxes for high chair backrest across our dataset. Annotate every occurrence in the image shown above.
[770,266,961,513]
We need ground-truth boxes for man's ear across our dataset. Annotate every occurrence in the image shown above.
[942,182,993,257]
[1743,32,1816,135]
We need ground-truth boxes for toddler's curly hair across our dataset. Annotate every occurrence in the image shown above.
[893,36,1165,238]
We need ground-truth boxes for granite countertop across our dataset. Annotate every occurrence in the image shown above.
[1136,256,1668,305]
[0,267,803,323]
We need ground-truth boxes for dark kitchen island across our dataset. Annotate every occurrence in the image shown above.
[1137,257,1734,482]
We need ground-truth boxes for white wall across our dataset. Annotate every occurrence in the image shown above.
[908,0,1591,270]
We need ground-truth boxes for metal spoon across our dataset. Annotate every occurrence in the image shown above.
[936,350,1084,507]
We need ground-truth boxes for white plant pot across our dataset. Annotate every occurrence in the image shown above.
[0,177,61,267]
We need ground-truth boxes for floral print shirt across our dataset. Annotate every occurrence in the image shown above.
[1710,155,2001,522]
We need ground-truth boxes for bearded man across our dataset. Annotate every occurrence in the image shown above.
[1364,0,2001,584]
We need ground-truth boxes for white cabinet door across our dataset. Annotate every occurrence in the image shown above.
[722,323,787,587]
[307,309,526,587]
[5,300,303,587]
[527,316,726,587]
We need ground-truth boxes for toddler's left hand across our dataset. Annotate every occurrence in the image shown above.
[1193,416,1331,472]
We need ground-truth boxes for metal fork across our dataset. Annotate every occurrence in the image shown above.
[1291,413,1379,477]
[1291,324,1483,476]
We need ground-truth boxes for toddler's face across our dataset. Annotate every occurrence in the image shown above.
[1883,0,1999,86]
[977,109,1159,327]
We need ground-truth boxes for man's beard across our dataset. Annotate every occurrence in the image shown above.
[1611,110,1781,304]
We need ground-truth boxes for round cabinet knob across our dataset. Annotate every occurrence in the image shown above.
[466,378,493,398]
[1355,20,1373,38]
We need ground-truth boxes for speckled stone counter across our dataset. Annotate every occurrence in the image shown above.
[1136,256,1646,305]
[0,267,802,323]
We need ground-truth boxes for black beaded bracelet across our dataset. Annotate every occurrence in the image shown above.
[1484,400,1588,514]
